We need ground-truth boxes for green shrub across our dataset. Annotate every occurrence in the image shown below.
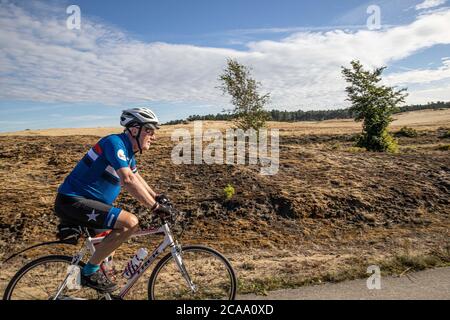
[395,126,418,138]
[223,184,235,200]
[356,130,398,153]
[383,131,399,153]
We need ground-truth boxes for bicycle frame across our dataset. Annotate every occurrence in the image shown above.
[56,222,194,300]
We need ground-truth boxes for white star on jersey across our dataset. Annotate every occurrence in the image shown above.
[86,209,99,222]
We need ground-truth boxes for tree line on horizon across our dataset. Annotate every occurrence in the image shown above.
[163,101,450,125]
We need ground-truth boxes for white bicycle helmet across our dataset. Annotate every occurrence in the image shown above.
[120,107,160,154]
[120,107,160,129]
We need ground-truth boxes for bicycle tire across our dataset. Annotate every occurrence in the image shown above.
[3,255,95,300]
[148,245,237,300]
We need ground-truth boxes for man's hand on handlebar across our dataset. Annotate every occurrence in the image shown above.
[151,202,172,220]
[155,193,171,206]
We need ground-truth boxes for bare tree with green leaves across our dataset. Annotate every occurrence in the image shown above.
[219,58,270,131]
[342,60,408,152]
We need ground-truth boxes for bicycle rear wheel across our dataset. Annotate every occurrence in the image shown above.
[3,255,99,300]
[148,245,237,300]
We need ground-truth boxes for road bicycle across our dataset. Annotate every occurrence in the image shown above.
[3,207,237,300]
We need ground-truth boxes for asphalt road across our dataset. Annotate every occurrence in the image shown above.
[239,267,450,300]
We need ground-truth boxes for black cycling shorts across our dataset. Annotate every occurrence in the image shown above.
[54,193,122,230]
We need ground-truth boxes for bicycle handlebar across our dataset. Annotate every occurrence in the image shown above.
[149,204,188,238]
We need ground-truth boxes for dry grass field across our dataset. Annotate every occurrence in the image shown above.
[2,108,450,137]
[0,108,449,298]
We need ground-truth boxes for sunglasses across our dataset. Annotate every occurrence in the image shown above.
[143,128,155,135]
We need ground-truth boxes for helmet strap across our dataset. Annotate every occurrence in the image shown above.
[127,126,144,154]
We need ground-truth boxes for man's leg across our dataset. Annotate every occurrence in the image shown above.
[88,210,139,265]
[80,211,139,292]
[55,194,137,292]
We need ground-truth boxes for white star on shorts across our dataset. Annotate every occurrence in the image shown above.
[86,209,99,222]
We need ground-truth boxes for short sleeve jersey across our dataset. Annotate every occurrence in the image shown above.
[58,133,137,204]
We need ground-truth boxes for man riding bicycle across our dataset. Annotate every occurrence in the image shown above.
[54,107,171,293]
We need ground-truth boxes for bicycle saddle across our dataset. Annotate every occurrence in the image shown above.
[56,219,95,244]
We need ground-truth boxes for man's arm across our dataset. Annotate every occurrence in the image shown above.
[134,172,157,198]
[117,167,156,208]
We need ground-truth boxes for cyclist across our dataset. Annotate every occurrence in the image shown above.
[54,107,171,293]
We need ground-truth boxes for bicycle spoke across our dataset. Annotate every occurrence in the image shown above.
[34,273,55,297]
[149,246,236,300]
[13,287,41,300]
[3,255,96,300]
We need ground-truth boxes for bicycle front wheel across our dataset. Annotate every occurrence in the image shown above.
[3,255,99,300]
[148,245,237,300]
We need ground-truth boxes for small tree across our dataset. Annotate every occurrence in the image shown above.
[219,59,270,131]
[341,60,408,152]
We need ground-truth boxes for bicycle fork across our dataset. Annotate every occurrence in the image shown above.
[171,242,197,293]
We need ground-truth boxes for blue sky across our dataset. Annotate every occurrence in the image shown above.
[1,0,450,132]
[69,0,365,46]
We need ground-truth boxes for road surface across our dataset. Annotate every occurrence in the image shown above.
[239,267,450,300]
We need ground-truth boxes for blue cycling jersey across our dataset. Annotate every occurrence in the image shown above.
[58,133,137,205]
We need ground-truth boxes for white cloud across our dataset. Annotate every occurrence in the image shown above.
[405,80,450,103]
[385,59,450,84]
[415,0,447,10]
[1,1,450,111]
